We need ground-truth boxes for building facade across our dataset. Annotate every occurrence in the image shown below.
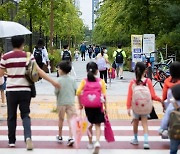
[73,0,80,10]
[92,0,103,30]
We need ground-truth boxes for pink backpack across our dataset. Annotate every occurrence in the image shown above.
[80,78,103,108]
[132,79,153,115]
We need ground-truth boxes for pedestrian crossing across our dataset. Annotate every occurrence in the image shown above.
[0,119,175,154]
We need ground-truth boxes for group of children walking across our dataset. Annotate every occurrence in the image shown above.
[54,60,180,154]
[55,61,106,154]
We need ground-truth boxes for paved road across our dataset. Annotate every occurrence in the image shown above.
[0,119,172,154]
[0,57,172,154]
[35,58,162,98]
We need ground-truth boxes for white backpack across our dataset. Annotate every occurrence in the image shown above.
[132,79,153,115]
[97,57,107,71]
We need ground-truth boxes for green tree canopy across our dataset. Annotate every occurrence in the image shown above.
[93,0,180,57]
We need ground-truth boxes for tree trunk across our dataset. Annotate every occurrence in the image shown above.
[39,0,43,38]
[45,36,48,49]
[50,0,54,54]
[145,0,150,33]
[56,34,58,49]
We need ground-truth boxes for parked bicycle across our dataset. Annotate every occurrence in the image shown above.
[142,52,170,88]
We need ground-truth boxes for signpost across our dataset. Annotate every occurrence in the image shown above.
[131,35,143,70]
[143,34,155,54]
[143,34,156,62]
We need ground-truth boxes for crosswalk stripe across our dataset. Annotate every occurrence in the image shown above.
[0,135,169,142]
[0,120,171,151]
[0,149,170,154]
[0,126,160,131]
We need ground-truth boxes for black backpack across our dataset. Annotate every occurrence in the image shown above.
[34,48,43,64]
[95,47,100,54]
[116,51,123,63]
[88,47,93,53]
[62,50,71,61]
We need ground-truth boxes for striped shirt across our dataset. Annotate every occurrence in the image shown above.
[0,51,35,91]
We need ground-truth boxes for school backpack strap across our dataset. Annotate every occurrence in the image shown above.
[26,52,31,66]
[133,78,148,86]
[143,78,149,86]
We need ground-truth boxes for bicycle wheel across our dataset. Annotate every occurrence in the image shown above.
[158,63,170,74]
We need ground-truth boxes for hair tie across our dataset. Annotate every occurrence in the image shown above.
[89,69,92,72]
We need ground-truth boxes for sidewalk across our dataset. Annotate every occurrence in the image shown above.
[0,59,164,120]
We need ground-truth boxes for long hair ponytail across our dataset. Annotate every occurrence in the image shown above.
[101,47,106,56]
[135,62,146,85]
[86,62,98,82]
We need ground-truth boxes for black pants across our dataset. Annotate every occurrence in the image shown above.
[100,69,107,83]
[81,52,86,60]
[37,62,44,69]
[89,52,92,59]
[6,91,31,144]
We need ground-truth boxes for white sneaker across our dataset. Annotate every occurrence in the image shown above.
[130,139,139,145]
[8,143,15,147]
[1,103,6,107]
[67,138,74,146]
[56,135,63,143]
[144,143,150,149]
[93,142,100,154]
[158,128,163,135]
[26,138,33,150]
[87,143,93,149]
[162,130,169,139]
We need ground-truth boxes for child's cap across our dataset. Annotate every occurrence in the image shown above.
[171,84,180,101]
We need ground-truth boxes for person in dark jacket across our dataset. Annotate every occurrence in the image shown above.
[80,43,87,61]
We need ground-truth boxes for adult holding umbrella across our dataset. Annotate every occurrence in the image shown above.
[0,22,60,150]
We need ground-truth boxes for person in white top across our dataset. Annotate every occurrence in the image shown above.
[33,39,50,69]
[96,47,110,84]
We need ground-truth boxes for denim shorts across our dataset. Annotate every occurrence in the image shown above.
[133,112,149,119]
[116,63,123,68]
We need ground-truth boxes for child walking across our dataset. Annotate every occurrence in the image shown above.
[159,62,180,138]
[127,62,162,149]
[159,84,180,139]
[162,84,180,154]
[55,61,77,146]
[74,49,80,61]
[76,62,107,154]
